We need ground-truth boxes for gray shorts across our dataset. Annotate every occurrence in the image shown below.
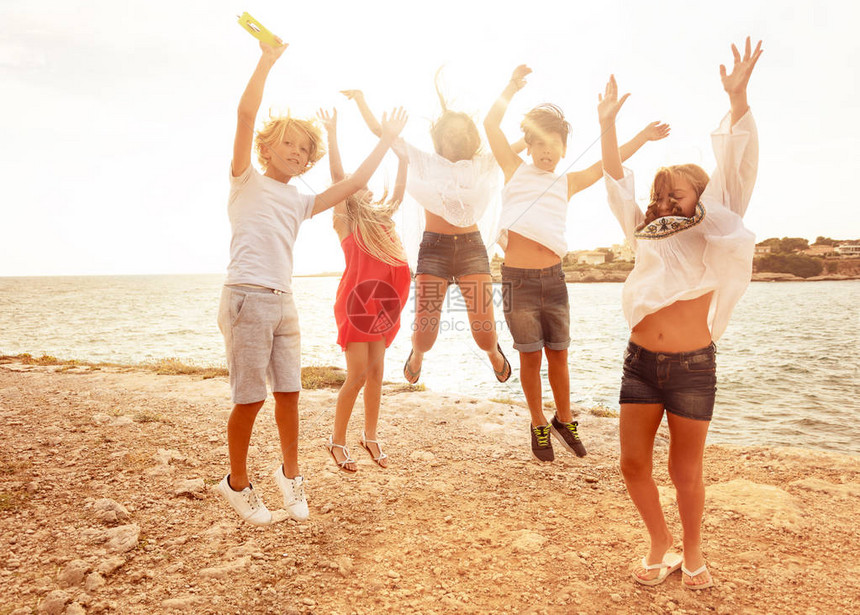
[501,263,571,352]
[218,285,302,404]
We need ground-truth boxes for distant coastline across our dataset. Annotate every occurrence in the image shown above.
[292,270,860,283]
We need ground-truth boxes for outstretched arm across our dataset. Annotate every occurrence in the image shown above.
[391,148,408,207]
[341,90,383,137]
[232,40,288,177]
[568,119,669,198]
[483,65,530,182]
[312,108,408,215]
[721,37,763,125]
[317,108,344,183]
[598,74,628,180]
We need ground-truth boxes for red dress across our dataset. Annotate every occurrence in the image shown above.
[334,230,411,350]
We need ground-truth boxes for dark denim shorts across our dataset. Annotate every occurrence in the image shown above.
[501,263,570,352]
[619,341,717,421]
[415,231,491,283]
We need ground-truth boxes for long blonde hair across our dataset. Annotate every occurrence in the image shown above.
[346,191,407,267]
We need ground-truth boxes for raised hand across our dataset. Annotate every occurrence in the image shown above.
[340,89,365,101]
[259,38,288,62]
[720,37,763,96]
[509,64,532,92]
[317,108,337,133]
[598,75,630,125]
[380,107,408,142]
[641,121,671,142]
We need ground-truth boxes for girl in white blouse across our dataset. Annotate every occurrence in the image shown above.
[342,82,513,385]
[599,38,763,589]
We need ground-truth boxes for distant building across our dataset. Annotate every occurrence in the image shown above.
[755,245,772,255]
[577,251,607,265]
[836,243,860,257]
[803,245,835,257]
[611,241,635,262]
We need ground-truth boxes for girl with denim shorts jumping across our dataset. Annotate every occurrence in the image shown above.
[599,38,763,589]
[341,74,514,387]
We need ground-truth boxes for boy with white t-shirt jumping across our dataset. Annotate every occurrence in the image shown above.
[217,38,406,526]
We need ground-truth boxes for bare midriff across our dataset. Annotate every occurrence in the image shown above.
[424,210,480,235]
[502,231,562,269]
[630,292,714,352]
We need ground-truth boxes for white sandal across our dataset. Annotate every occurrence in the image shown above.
[632,552,683,586]
[325,436,357,473]
[682,563,714,589]
[358,431,388,467]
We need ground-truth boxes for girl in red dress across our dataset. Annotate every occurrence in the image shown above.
[318,108,411,472]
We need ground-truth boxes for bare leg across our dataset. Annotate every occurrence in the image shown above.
[619,403,675,582]
[666,412,712,587]
[331,343,369,472]
[226,400,265,489]
[362,339,388,468]
[458,273,506,375]
[519,350,546,427]
[273,391,300,479]
[407,274,449,381]
[544,348,572,423]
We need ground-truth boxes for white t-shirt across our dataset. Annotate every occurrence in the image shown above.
[496,163,570,258]
[225,165,316,292]
[604,110,758,341]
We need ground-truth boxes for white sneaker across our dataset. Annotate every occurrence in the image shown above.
[217,475,272,526]
[273,466,309,521]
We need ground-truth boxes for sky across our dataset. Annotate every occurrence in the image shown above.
[1,0,858,277]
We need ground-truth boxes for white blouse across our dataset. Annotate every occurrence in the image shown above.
[604,110,758,341]
[497,163,570,258]
[403,143,500,228]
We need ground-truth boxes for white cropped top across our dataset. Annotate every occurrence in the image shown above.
[496,163,569,258]
[604,110,758,340]
[403,143,499,228]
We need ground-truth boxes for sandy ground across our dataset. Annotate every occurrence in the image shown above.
[1,362,858,615]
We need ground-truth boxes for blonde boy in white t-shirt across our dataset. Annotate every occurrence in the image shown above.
[217,39,407,526]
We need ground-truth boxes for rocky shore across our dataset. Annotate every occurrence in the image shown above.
[1,362,858,614]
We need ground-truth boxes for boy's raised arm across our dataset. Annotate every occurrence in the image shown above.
[568,120,669,198]
[341,90,383,138]
[232,41,288,178]
[312,108,408,216]
[483,65,530,182]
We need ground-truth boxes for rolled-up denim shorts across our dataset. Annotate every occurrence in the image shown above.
[218,285,302,404]
[415,231,491,283]
[619,341,717,421]
[501,262,570,352]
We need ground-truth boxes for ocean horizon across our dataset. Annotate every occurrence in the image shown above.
[1,275,858,455]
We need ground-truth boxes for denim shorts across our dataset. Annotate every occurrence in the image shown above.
[415,231,491,283]
[619,341,717,421]
[501,263,570,352]
[218,285,302,404]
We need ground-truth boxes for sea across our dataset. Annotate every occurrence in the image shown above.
[1,275,858,454]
